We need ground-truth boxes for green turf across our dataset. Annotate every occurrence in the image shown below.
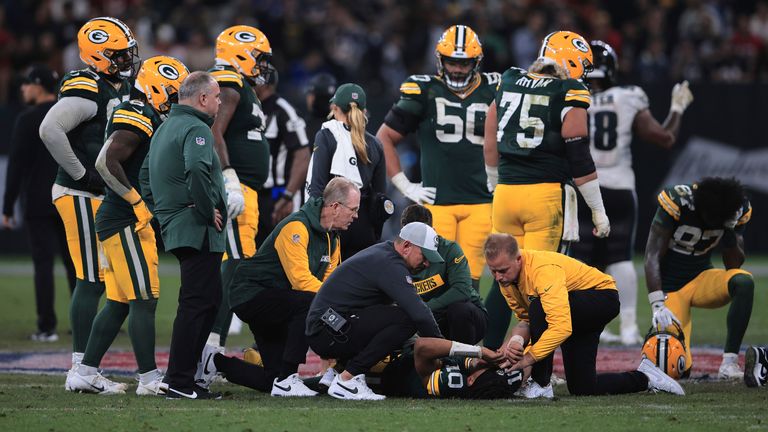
[0,374,766,431]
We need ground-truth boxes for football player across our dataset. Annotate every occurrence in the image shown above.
[204,25,273,353]
[644,177,754,379]
[39,17,138,390]
[64,57,189,395]
[482,31,607,350]
[377,25,499,289]
[570,40,694,345]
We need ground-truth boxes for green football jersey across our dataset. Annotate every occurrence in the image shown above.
[411,237,484,313]
[95,100,162,240]
[375,350,473,398]
[385,73,500,205]
[654,183,752,292]
[495,67,591,184]
[209,65,270,190]
[55,69,131,190]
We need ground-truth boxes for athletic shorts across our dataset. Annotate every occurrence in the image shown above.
[425,203,492,280]
[54,194,104,282]
[101,224,160,303]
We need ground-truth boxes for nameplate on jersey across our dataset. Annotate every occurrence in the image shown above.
[413,274,445,295]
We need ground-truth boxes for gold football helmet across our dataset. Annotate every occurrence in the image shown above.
[77,17,139,79]
[135,56,190,114]
[641,322,688,379]
[216,25,274,85]
[435,25,483,92]
[538,31,594,79]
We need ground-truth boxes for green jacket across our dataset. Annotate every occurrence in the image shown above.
[146,104,226,252]
[229,197,341,308]
[411,237,485,314]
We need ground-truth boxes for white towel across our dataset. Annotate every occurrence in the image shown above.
[305,120,364,196]
[562,183,580,242]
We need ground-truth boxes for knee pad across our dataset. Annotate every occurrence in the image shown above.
[728,273,754,299]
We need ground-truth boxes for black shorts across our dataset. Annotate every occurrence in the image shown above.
[570,187,636,268]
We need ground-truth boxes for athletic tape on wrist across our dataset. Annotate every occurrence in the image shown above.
[449,341,482,358]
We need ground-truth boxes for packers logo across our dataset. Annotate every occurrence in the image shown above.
[158,64,180,80]
[88,29,109,44]
[234,31,256,43]
[349,156,357,166]
[572,38,589,53]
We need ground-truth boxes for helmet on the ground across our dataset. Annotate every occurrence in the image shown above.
[641,322,688,379]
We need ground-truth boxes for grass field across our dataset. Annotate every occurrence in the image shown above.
[0,254,766,431]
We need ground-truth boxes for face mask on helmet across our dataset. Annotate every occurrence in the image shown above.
[105,44,141,79]
[251,51,275,85]
[435,25,483,92]
[438,56,479,92]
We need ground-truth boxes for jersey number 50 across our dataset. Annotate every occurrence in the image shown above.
[435,97,488,146]
[496,92,550,148]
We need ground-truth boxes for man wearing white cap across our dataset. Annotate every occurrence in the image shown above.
[306,222,444,400]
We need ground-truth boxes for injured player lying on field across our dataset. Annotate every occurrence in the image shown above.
[196,337,522,399]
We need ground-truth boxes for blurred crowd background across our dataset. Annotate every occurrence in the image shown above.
[0,0,767,107]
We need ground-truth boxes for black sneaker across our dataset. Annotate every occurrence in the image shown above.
[166,385,222,400]
[745,346,768,388]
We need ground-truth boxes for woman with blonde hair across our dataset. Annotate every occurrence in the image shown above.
[306,83,389,259]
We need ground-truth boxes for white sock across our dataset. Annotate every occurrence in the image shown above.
[606,261,638,332]
[77,364,97,376]
[206,333,221,347]
[722,352,738,364]
[72,352,84,366]
[139,369,162,385]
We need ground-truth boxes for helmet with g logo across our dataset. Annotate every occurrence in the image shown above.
[435,25,483,92]
[77,17,140,79]
[134,56,190,114]
[641,322,688,379]
[538,31,594,79]
[216,25,274,84]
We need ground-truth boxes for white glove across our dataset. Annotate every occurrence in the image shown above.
[222,168,245,220]
[649,291,680,329]
[670,80,693,114]
[591,210,610,238]
[391,172,436,205]
[485,164,498,193]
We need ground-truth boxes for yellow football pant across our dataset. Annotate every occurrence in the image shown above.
[665,268,751,369]
[426,203,492,280]
[492,183,563,252]
[101,225,160,303]
[224,183,260,261]
[54,194,104,282]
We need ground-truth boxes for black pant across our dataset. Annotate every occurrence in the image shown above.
[339,199,377,260]
[255,187,275,248]
[27,215,76,332]
[529,289,648,395]
[166,244,223,391]
[435,301,488,344]
[308,305,416,376]
[232,288,314,381]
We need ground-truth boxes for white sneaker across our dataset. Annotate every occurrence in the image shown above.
[718,354,743,380]
[65,365,76,392]
[137,378,168,396]
[599,330,621,343]
[620,325,643,346]
[228,316,243,335]
[550,374,566,386]
[638,358,685,395]
[271,373,318,397]
[514,379,554,399]
[195,344,223,389]
[68,370,127,395]
[328,374,385,400]
[319,367,339,387]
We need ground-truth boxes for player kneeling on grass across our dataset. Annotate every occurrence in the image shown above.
[644,177,754,379]
[67,57,189,396]
[485,233,684,398]
[195,178,359,397]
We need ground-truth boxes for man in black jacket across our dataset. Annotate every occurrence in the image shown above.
[2,65,76,342]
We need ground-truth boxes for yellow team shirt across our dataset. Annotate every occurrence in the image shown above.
[499,249,616,360]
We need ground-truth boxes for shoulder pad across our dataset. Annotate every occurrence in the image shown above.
[209,67,243,87]
[68,68,100,80]
[481,72,502,86]
[563,79,591,106]
[60,70,99,95]
[658,184,694,221]
[399,75,433,96]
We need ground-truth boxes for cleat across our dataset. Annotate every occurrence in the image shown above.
[638,358,685,395]
[68,370,127,395]
[166,384,222,400]
[718,353,743,380]
[30,331,59,342]
[328,374,385,401]
[319,367,339,388]
[514,378,554,399]
[137,370,168,396]
[744,346,768,388]
[271,373,318,397]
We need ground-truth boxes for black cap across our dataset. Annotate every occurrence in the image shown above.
[22,64,59,94]
[306,73,337,97]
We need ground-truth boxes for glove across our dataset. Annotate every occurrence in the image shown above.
[391,172,436,205]
[670,80,693,114]
[485,164,498,193]
[82,169,106,195]
[222,168,245,220]
[123,188,153,232]
[649,291,680,329]
[591,210,610,238]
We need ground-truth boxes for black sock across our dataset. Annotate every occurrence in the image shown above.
[725,273,754,353]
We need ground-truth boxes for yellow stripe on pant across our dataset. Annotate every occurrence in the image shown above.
[224,183,260,261]
[664,268,751,370]
[53,194,104,282]
[101,225,160,303]
[492,183,564,252]
[425,203,492,280]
